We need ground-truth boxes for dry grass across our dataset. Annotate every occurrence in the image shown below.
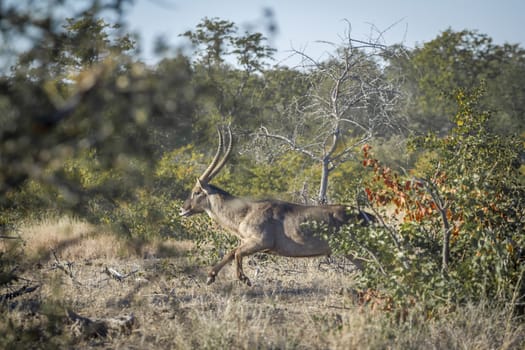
[16,216,120,261]
[2,216,524,349]
[11,216,190,262]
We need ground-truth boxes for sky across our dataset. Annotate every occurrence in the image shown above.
[124,0,525,66]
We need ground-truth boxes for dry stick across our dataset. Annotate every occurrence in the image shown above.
[503,267,525,346]
[104,267,125,281]
[346,232,387,275]
[66,308,137,338]
[51,249,83,285]
[422,180,451,275]
[186,274,202,287]
[66,309,108,338]
[103,267,139,282]
[363,198,410,270]
[0,284,40,302]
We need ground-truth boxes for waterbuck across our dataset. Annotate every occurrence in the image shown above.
[180,127,374,286]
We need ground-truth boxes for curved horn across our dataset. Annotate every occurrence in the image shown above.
[198,127,223,182]
[208,125,233,181]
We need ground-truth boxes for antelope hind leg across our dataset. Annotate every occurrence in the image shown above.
[234,240,269,286]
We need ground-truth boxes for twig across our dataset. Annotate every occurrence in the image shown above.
[258,126,319,160]
[421,179,451,275]
[66,309,137,338]
[186,274,202,287]
[327,305,352,310]
[66,309,108,338]
[51,250,74,277]
[50,249,83,285]
[504,268,525,342]
[0,284,40,302]
[104,267,139,282]
[104,267,124,281]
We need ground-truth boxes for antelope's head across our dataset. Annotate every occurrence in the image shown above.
[180,126,232,217]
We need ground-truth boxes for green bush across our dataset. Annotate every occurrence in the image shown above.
[330,85,525,313]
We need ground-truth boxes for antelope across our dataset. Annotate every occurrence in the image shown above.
[180,126,374,286]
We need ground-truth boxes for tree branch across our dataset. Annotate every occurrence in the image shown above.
[258,126,319,160]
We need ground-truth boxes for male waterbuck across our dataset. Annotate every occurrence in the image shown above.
[180,127,374,286]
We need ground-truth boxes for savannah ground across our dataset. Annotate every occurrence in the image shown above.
[1,216,523,349]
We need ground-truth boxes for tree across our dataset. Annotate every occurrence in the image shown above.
[259,27,403,204]
[182,17,237,68]
[181,18,276,146]
[388,29,525,135]
[1,2,135,197]
[0,2,192,215]
[181,17,275,72]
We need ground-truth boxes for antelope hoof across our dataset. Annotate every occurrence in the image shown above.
[240,275,252,287]
[206,275,216,285]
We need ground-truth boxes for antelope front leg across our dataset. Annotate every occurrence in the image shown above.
[207,239,269,286]
[207,249,236,285]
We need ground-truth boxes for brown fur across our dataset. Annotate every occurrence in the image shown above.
[181,182,373,286]
[180,127,373,285]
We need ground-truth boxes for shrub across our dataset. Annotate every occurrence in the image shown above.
[330,85,525,313]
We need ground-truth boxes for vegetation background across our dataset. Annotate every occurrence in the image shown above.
[1,0,524,348]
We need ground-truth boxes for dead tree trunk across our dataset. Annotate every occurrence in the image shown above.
[318,158,330,204]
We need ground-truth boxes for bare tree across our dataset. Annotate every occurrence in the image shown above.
[259,24,404,204]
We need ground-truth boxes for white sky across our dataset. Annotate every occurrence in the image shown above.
[123,0,525,66]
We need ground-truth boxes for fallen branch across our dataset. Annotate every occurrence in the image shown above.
[104,314,137,335]
[50,249,82,285]
[66,309,137,338]
[66,309,108,338]
[0,284,40,302]
[104,267,139,282]
[51,249,74,277]
[104,267,124,281]
[0,235,22,240]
